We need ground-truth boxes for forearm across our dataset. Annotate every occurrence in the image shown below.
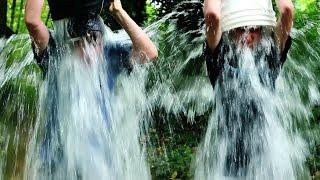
[275,0,294,50]
[25,0,49,52]
[277,0,294,16]
[112,9,158,63]
[204,0,222,51]
[26,22,49,52]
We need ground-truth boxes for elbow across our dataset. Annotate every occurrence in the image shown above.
[25,15,42,31]
[132,45,158,64]
[148,46,158,61]
[204,10,221,27]
[280,3,294,18]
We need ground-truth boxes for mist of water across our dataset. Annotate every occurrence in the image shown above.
[194,29,315,180]
[0,38,5,52]
[22,20,151,179]
[143,2,320,179]
[0,19,152,179]
[0,1,319,179]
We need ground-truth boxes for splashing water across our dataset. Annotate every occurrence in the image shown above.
[0,19,151,179]
[194,29,313,179]
[143,1,320,179]
[0,38,5,52]
[0,1,320,179]
[0,34,39,179]
[23,20,151,179]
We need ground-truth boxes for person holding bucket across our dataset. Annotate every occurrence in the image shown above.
[203,0,293,87]
[25,0,158,73]
[24,0,157,177]
[203,0,294,177]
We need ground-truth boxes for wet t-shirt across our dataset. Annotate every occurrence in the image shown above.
[203,35,292,176]
[104,41,133,89]
[204,35,292,88]
[35,34,133,170]
[32,33,133,87]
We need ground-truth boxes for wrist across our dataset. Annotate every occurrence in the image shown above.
[111,9,126,20]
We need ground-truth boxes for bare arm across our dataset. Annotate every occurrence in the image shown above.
[109,0,158,63]
[204,0,222,51]
[275,0,294,51]
[25,0,49,52]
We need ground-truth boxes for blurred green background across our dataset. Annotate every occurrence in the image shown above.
[0,0,320,179]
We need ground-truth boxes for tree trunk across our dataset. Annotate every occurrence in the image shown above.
[0,0,7,27]
[16,0,25,32]
[0,0,14,38]
[10,0,16,28]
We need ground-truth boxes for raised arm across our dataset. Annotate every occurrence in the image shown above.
[275,0,294,51]
[109,0,158,63]
[204,0,222,51]
[25,0,49,52]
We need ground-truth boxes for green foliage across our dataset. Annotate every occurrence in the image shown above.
[307,106,320,177]
[307,143,320,177]
[296,0,317,12]
[147,1,320,179]
[145,0,158,25]
[6,0,52,33]
[1,0,320,179]
[0,36,41,179]
[294,0,320,29]
[148,109,209,179]
[0,36,41,124]
[150,0,188,18]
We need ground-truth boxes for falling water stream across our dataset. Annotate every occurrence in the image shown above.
[194,30,313,179]
[144,2,320,179]
[0,39,5,52]
[0,22,152,179]
[0,1,320,179]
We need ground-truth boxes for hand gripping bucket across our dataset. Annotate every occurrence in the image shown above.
[221,0,277,32]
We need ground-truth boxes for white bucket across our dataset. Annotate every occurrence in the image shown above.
[221,0,277,32]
